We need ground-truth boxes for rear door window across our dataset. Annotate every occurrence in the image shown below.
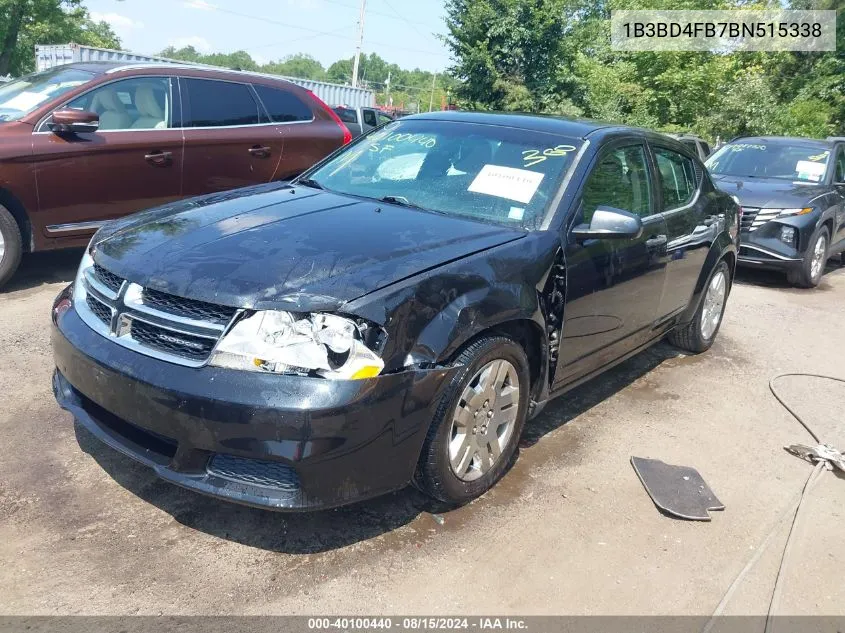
[183,78,260,127]
[253,84,313,122]
[654,146,698,210]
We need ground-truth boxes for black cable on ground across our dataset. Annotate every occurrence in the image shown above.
[702,373,843,632]
[768,373,845,444]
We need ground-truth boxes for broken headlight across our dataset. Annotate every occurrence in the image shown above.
[209,311,385,380]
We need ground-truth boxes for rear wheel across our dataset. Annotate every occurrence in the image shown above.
[669,260,730,354]
[416,336,530,505]
[788,226,828,288]
[0,205,23,290]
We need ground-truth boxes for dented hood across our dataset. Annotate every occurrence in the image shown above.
[93,183,525,312]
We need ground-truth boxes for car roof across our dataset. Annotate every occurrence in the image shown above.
[51,61,128,74]
[728,135,832,148]
[52,61,300,86]
[403,110,628,139]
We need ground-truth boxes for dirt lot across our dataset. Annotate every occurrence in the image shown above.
[1,250,843,616]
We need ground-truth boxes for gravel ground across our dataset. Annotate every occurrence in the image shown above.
[0,249,843,616]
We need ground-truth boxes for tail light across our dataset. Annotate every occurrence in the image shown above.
[307,91,352,145]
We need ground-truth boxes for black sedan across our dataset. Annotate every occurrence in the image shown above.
[51,112,739,511]
[706,136,845,287]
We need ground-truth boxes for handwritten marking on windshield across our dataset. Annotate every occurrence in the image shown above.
[727,143,767,152]
[384,133,437,148]
[522,145,578,167]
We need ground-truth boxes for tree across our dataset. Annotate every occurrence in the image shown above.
[0,0,121,76]
[444,0,573,112]
[161,46,259,71]
[325,58,353,84]
[444,0,845,137]
[262,53,326,81]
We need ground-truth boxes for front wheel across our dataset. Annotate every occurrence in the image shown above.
[788,226,829,288]
[416,336,530,505]
[0,205,23,289]
[669,260,731,354]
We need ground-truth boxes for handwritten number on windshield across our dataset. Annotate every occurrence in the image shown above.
[522,145,577,168]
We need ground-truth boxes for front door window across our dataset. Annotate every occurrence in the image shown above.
[65,77,172,131]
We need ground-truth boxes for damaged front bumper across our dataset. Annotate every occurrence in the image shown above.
[51,287,459,511]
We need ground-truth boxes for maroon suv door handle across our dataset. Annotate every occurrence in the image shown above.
[144,151,173,167]
[248,145,272,158]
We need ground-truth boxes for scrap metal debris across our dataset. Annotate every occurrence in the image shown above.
[785,443,845,473]
[631,456,724,521]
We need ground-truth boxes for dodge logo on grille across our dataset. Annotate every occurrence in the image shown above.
[157,333,207,350]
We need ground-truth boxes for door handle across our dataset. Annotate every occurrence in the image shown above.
[249,145,272,158]
[645,234,668,249]
[144,151,173,167]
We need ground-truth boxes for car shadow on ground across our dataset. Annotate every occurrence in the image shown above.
[75,341,682,555]
[734,257,845,290]
[3,249,84,293]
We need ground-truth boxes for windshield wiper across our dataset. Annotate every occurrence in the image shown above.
[296,177,324,190]
[378,195,427,210]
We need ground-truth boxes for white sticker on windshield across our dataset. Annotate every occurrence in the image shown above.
[508,206,525,220]
[468,165,545,204]
[795,160,826,182]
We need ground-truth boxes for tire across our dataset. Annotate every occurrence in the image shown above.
[787,226,829,288]
[0,204,23,290]
[669,260,731,354]
[416,336,530,505]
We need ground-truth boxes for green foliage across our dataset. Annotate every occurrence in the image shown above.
[444,0,845,139]
[161,46,456,113]
[263,54,326,81]
[0,0,121,76]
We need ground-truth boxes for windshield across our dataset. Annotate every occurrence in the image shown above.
[305,119,582,230]
[706,142,830,183]
[0,68,95,122]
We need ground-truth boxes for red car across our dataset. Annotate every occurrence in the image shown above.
[0,62,350,287]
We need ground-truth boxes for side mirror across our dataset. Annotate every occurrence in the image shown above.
[48,109,99,134]
[571,206,644,241]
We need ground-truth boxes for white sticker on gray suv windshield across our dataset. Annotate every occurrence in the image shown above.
[468,165,545,204]
[795,160,826,182]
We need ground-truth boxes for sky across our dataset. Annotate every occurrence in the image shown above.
[84,0,453,73]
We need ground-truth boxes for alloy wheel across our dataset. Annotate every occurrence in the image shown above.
[810,234,827,282]
[449,359,520,482]
[700,269,727,341]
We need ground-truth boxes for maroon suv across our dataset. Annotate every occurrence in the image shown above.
[0,62,351,287]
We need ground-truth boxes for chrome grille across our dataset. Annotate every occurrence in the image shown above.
[76,260,239,367]
[141,288,236,325]
[86,295,112,326]
[93,263,125,293]
[740,207,781,232]
[129,320,215,361]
